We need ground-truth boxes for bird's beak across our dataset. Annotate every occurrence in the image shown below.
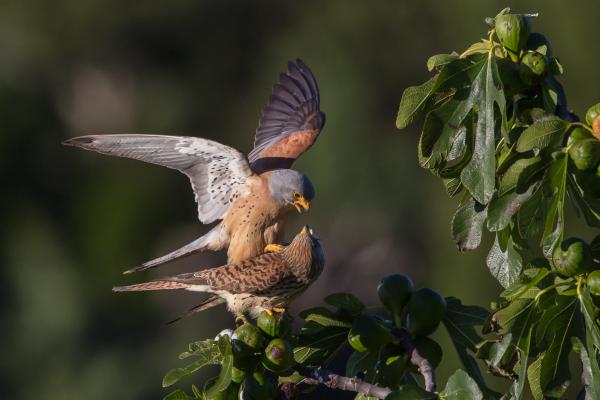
[300,225,311,236]
[292,196,311,213]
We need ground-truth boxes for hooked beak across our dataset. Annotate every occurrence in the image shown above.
[291,196,311,213]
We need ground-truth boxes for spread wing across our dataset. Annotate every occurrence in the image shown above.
[248,59,325,173]
[63,134,253,224]
[169,253,288,293]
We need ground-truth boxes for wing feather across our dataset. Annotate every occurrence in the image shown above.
[63,134,253,224]
[249,59,325,172]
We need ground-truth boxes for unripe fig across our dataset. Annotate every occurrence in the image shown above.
[261,338,295,374]
[377,274,414,318]
[257,311,291,338]
[569,139,600,171]
[567,127,594,147]
[406,288,447,337]
[585,103,600,126]
[347,314,395,352]
[232,323,264,357]
[588,270,600,296]
[519,51,547,86]
[593,118,600,141]
[526,32,553,55]
[552,238,593,277]
[495,14,530,61]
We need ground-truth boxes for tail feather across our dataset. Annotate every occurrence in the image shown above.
[165,295,225,325]
[123,223,228,274]
[112,280,190,292]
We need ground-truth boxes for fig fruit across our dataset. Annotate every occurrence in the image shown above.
[588,270,600,296]
[569,139,600,171]
[232,323,264,357]
[261,338,295,374]
[519,51,547,85]
[567,127,594,147]
[347,314,394,352]
[495,14,530,61]
[585,103,600,126]
[552,238,593,277]
[406,288,447,337]
[377,274,414,320]
[257,311,291,338]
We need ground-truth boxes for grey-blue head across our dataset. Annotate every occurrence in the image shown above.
[267,169,315,213]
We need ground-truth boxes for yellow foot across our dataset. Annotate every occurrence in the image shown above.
[272,307,286,314]
[264,243,284,253]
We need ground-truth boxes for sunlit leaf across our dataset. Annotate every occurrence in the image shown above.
[440,369,483,400]
[515,118,568,152]
[486,231,522,289]
[451,198,488,252]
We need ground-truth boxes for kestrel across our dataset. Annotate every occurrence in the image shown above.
[112,226,324,320]
[63,59,325,273]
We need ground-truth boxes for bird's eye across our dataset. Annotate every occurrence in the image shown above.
[294,192,301,198]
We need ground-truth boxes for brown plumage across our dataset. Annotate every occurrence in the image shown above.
[62,59,324,273]
[113,226,324,319]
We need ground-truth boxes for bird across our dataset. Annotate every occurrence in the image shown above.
[62,59,325,273]
[112,225,324,321]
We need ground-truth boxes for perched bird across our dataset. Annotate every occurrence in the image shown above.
[63,59,325,273]
[113,226,324,321]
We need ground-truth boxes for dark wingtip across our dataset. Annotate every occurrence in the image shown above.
[62,136,95,147]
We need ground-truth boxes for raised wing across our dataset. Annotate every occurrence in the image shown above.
[248,59,325,173]
[63,134,253,224]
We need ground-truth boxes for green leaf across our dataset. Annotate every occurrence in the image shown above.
[499,266,550,301]
[163,389,193,400]
[541,154,568,258]
[397,78,437,129]
[303,312,352,329]
[527,352,545,400]
[498,157,543,196]
[346,351,378,377]
[294,327,349,365]
[568,171,600,228]
[578,285,600,352]
[324,293,366,314]
[515,118,568,152]
[204,337,233,396]
[442,297,492,394]
[572,336,600,400]
[460,54,506,205]
[516,183,548,239]
[451,198,488,251]
[385,385,438,399]
[427,53,460,71]
[440,369,483,400]
[179,339,220,360]
[486,183,538,232]
[508,325,533,400]
[486,231,522,289]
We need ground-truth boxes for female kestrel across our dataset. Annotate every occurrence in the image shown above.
[63,59,325,273]
[113,226,324,320]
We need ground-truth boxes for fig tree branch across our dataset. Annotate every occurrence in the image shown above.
[393,327,437,392]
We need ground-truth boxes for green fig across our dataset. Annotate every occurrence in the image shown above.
[406,288,447,337]
[519,51,547,85]
[588,270,600,296]
[232,324,264,357]
[567,127,594,147]
[256,311,292,338]
[261,338,295,374]
[495,14,530,61]
[552,238,593,277]
[569,139,600,171]
[585,103,600,126]
[377,274,414,325]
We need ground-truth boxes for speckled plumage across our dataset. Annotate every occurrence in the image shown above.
[113,226,324,318]
[63,59,324,273]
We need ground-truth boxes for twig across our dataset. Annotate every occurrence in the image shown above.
[393,328,437,392]
[294,365,392,399]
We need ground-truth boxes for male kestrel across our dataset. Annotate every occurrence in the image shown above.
[63,59,325,273]
[113,226,324,320]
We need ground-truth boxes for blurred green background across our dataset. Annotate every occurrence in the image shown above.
[1,1,599,398]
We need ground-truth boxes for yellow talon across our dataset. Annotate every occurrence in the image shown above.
[273,307,286,314]
[265,309,273,316]
[264,244,284,253]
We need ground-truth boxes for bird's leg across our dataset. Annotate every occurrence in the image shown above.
[272,307,287,314]
[264,243,284,253]
[235,314,249,326]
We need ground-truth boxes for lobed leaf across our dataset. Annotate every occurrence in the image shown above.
[486,231,522,289]
[451,198,488,252]
[440,369,483,400]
